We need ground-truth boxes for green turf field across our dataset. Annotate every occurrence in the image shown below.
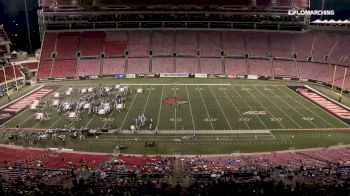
[1,78,350,154]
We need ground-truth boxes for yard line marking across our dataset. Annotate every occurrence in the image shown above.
[254,87,303,129]
[209,86,232,130]
[229,85,269,130]
[275,86,336,128]
[156,85,165,129]
[197,85,214,130]
[49,115,64,129]
[186,85,196,130]
[243,86,286,129]
[142,85,153,114]
[84,115,96,129]
[102,91,124,129]
[17,113,33,127]
[173,84,177,130]
[119,91,139,130]
[222,89,250,130]
[266,87,317,128]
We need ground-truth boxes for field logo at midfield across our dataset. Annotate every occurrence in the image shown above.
[164,97,188,106]
[243,111,266,115]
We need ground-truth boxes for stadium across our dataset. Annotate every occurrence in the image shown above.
[0,0,350,194]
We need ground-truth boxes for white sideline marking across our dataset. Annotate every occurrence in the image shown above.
[173,84,177,130]
[120,83,231,86]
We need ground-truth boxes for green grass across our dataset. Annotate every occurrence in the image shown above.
[1,78,350,154]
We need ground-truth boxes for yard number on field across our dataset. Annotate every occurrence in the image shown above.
[270,118,283,122]
[302,117,314,121]
[170,118,182,122]
[238,118,251,122]
[204,118,218,122]
[100,118,114,122]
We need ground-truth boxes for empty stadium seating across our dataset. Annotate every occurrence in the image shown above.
[127,58,150,73]
[38,61,53,78]
[152,57,174,73]
[312,32,338,63]
[152,31,174,56]
[40,32,56,60]
[293,32,314,61]
[297,62,328,80]
[199,31,222,57]
[51,60,77,77]
[104,31,128,57]
[248,59,272,76]
[1,66,23,82]
[246,32,269,57]
[128,31,151,57]
[102,58,126,75]
[200,58,223,74]
[56,32,80,60]
[176,31,197,56]
[224,58,248,75]
[272,60,298,77]
[222,31,245,57]
[77,59,102,76]
[176,57,199,73]
[329,33,350,66]
[79,31,104,57]
[269,33,293,59]
[36,29,350,91]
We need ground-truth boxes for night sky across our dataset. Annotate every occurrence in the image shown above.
[0,0,349,53]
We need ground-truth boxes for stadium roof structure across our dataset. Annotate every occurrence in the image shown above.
[312,19,350,25]
[38,0,309,11]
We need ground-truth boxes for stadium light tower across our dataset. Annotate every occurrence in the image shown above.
[320,0,325,21]
[24,0,32,52]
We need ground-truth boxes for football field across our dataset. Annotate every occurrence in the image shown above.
[1,78,350,154]
[3,82,349,132]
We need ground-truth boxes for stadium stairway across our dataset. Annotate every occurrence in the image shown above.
[170,158,187,186]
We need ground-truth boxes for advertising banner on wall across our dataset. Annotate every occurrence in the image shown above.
[195,73,208,78]
[126,74,136,78]
[115,74,127,79]
[160,73,189,78]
